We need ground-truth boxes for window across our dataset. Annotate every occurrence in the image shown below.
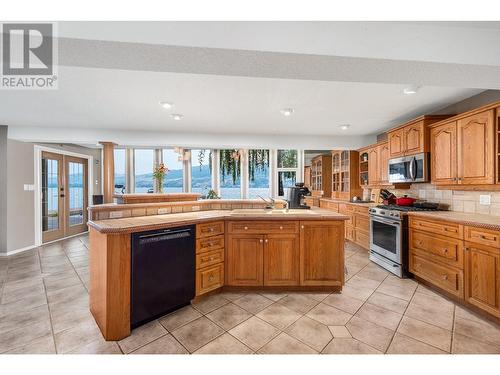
[219,149,241,198]
[191,149,212,196]
[162,149,183,192]
[248,149,269,198]
[114,149,126,194]
[134,149,154,193]
[277,149,299,197]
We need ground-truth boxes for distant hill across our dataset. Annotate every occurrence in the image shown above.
[115,165,270,188]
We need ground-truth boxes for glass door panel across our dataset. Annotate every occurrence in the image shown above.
[42,152,64,242]
[65,156,88,236]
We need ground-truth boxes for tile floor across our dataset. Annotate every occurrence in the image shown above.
[1,234,500,354]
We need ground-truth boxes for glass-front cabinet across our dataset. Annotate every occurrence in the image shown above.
[310,154,332,198]
[330,150,362,200]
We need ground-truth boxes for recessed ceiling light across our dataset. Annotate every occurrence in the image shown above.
[403,85,420,95]
[159,101,173,109]
[339,124,350,130]
[280,108,294,116]
[171,114,183,121]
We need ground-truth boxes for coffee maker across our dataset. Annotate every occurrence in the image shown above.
[286,183,311,209]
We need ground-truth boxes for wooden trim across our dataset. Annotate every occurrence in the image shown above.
[100,142,117,204]
[428,101,500,129]
[89,227,131,341]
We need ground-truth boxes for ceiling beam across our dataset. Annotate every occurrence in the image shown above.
[58,37,500,90]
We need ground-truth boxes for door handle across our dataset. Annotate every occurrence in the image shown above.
[60,194,65,197]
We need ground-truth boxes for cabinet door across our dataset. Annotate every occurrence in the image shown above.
[404,121,426,155]
[430,122,457,185]
[263,234,300,286]
[226,235,263,286]
[368,147,379,186]
[457,110,495,185]
[300,221,344,286]
[465,243,500,318]
[378,143,390,185]
[389,128,405,158]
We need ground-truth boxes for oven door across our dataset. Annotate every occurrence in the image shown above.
[369,215,402,264]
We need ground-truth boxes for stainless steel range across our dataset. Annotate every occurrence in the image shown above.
[368,204,441,277]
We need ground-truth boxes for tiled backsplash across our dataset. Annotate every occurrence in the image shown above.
[391,184,500,216]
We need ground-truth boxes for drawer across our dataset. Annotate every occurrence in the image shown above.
[355,214,369,232]
[345,225,355,242]
[339,203,355,214]
[196,263,224,296]
[355,229,369,249]
[410,229,463,269]
[410,217,463,239]
[196,221,225,239]
[465,226,500,248]
[354,206,369,216]
[320,200,339,212]
[227,221,299,234]
[410,253,464,299]
[196,248,224,269]
[196,234,224,254]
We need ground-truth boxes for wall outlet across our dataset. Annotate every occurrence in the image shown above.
[109,211,124,219]
[479,195,491,205]
[158,208,170,215]
[23,184,34,191]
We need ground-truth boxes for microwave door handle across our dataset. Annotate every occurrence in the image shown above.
[409,157,417,181]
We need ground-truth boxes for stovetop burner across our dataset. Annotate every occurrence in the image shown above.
[375,204,441,212]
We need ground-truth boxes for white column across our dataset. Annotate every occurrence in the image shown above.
[269,149,277,198]
[240,149,248,199]
[184,150,191,192]
[212,150,220,196]
[126,148,134,193]
[297,149,304,183]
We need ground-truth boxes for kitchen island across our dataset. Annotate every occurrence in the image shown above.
[88,208,348,340]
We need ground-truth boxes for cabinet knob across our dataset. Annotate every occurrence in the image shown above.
[265,239,268,243]
[280,226,283,230]
[209,275,215,281]
[259,239,263,243]
[244,226,248,230]
[301,225,304,229]
[443,248,448,253]
[209,227,214,232]
[442,274,448,280]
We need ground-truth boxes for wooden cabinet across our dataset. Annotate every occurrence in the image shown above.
[430,109,495,186]
[457,110,495,185]
[409,216,500,319]
[196,221,225,296]
[331,150,361,200]
[226,234,264,286]
[389,116,449,158]
[263,234,300,286]
[465,242,500,318]
[310,154,332,198]
[389,128,405,158]
[299,221,344,286]
[431,121,457,185]
[367,147,379,186]
[378,142,390,185]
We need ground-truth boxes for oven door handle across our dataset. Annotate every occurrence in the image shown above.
[370,216,401,226]
[409,156,417,181]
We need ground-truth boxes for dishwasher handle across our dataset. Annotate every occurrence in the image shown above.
[138,228,193,244]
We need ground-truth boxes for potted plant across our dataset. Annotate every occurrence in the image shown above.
[153,163,168,193]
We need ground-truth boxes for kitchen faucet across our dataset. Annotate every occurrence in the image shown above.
[258,195,275,209]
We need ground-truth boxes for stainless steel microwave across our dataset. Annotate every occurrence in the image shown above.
[388,153,429,183]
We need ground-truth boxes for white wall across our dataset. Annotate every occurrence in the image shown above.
[0,126,7,254]
[3,138,102,254]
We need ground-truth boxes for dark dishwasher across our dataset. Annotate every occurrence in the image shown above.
[131,225,195,328]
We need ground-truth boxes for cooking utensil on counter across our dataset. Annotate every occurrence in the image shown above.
[396,195,416,206]
[413,201,440,209]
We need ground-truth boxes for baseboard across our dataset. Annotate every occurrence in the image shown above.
[0,244,37,257]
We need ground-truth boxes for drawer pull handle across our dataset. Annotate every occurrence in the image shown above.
[244,226,248,230]
[417,240,423,246]
[209,228,214,232]
[442,274,448,280]
[209,275,215,281]
[443,248,448,253]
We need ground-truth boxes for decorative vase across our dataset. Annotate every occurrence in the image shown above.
[156,179,163,193]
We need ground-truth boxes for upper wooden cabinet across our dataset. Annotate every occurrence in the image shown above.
[310,154,332,198]
[359,141,390,187]
[389,128,405,158]
[430,109,495,186]
[331,150,361,200]
[457,110,495,185]
[388,116,450,158]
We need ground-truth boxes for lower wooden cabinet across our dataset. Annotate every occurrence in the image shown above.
[196,263,224,296]
[226,235,264,286]
[465,242,500,317]
[196,221,225,297]
[264,234,300,286]
[299,221,344,286]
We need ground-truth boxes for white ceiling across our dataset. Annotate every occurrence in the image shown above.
[2,21,499,148]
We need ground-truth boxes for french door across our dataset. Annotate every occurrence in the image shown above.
[41,151,88,243]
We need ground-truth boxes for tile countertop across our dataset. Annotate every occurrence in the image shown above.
[408,211,500,231]
[319,198,378,208]
[88,208,350,234]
